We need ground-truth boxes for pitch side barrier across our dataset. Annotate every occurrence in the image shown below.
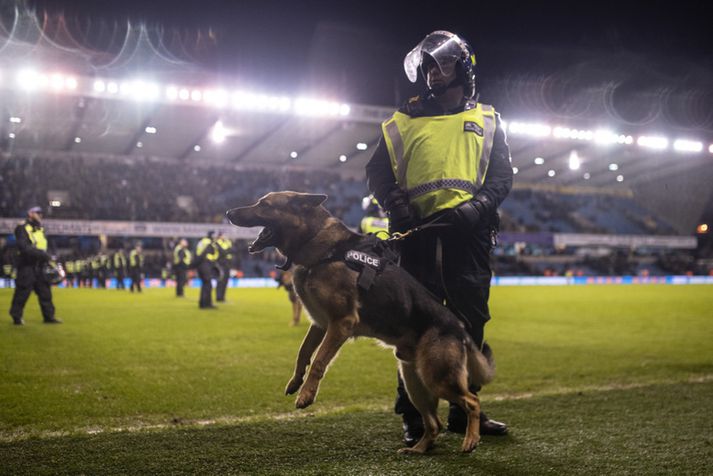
[4,276,712,290]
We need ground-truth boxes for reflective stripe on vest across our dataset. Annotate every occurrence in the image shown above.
[196,238,219,262]
[360,216,390,240]
[381,102,497,219]
[24,224,48,251]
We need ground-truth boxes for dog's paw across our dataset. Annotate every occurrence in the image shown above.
[285,378,303,395]
[461,436,480,453]
[397,447,427,455]
[295,391,315,409]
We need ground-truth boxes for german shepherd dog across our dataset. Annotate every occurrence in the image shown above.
[226,191,495,454]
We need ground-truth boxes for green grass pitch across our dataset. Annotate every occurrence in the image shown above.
[1,285,712,475]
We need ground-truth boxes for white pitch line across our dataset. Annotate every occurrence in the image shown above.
[2,374,711,443]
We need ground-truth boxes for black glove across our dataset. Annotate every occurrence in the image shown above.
[449,195,491,231]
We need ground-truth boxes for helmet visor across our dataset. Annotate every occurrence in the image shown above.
[403,31,465,83]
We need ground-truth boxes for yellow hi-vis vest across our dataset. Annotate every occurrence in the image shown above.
[129,250,144,268]
[113,251,127,269]
[196,238,219,262]
[24,223,48,251]
[216,238,233,260]
[381,102,497,219]
[360,216,390,240]
[173,246,192,266]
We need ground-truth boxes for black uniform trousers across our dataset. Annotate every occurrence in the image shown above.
[216,261,229,302]
[129,268,142,292]
[394,218,494,418]
[198,261,215,308]
[175,267,187,297]
[115,269,126,290]
[9,265,55,322]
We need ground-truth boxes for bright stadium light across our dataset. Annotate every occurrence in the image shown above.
[673,139,703,153]
[107,82,119,94]
[290,151,298,159]
[9,116,22,123]
[145,126,157,134]
[609,163,619,171]
[512,167,518,174]
[8,132,15,139]
[65,76,78,90]
[136,141,143,148]
[191,89,203,102]
[178,88,190,100]
[356,142,368,151]
[50,200,61,207]
[166,86,178,100]
[616,175,624,182]
[568,151,581,170]
[509,121,551,137]
[547,169,556,177]
[93,80,106,93]
[211,120,227,143]
[50,73,64,90]
[16,69,39,90]
[193,145,201,152]
[583,172,591,180]
[534,157,545,165]
[637,135,668,150]
[593,129,617,144]
[709,144,713,154]
[74,137,82,144]
[338,154,347,163]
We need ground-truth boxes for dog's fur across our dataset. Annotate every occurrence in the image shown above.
[227,191,495,453]
[277,270,303,326]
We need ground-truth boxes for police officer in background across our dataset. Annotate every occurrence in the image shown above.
[359,195,390,239]
[366,31,513,445]
[9,206,62,325]
[195,231,219,309]
[215,232,233,302]
[113,247,128,290]
[173,238,191,297]
[129,242,144,293]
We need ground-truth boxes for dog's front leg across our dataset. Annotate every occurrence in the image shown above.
[295,316,356,409]
[285,324,326,395]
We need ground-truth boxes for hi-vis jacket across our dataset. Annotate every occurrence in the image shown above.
[366,96,513,224]
[14,220,51,267]
[196,238,219,263]
[381,100,496,219]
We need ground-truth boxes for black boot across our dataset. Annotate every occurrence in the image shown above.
[447,404,508,436]
[401,413,424,447]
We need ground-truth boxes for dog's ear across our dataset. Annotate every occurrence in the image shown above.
[294,193,328,208]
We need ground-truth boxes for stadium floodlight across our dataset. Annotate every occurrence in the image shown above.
[534,157,545,165]
[178,88,190,100]
[698,223,709,233]
[136,141,143,148]
[50,200,61,207]
[145,126,157,134]
[74,137,81,144]
[295,97,348,117]
[616,175,624,182]
[709,144,713,154]
[609,163,619,171]
[338,154,347,163]
[547,169,556,177]
[107,82,119,94]
[512,167,518,174]
[93,80,106,93]
[356,143,368,151]
[290,151,298,159]
[204,89,228,108]
[672,139,703,153]
[191,89,203,102]
[166,86,178,100]
[637,135,668,150]
[50,73,64,90]
[65,77,78,90]
[211,120,227,143]
[583,172,591,180]
[9,116,22,123]
[8,132,15,139]
[193,145,201,152]
[568,151,581,170]
[509,121,551,137]
[339,104,351,116]
[593,129,617,144]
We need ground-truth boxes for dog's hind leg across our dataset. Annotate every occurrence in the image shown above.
[295,315,356,409]
[285,324,326,395]
[397,361,441,455]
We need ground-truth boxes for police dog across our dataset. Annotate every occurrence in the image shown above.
[226,191,494,454]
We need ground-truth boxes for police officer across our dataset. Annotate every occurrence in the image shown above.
[173,239,191,297]
[113,248,128,290]
[195,231,219,309]
[359,195,390,239]
[64,257,75,288]
[366,31,513,445]
[129,243,144,293]
[215,232,233,302]
[9,206,62,325]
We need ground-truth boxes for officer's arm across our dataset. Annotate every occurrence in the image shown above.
[15,226,51,262]
[365,137,413,231]
[451,116,513,228]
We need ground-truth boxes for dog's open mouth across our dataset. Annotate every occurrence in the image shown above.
[249,226,279,253]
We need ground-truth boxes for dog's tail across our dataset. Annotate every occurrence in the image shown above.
[467,340,496,388]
